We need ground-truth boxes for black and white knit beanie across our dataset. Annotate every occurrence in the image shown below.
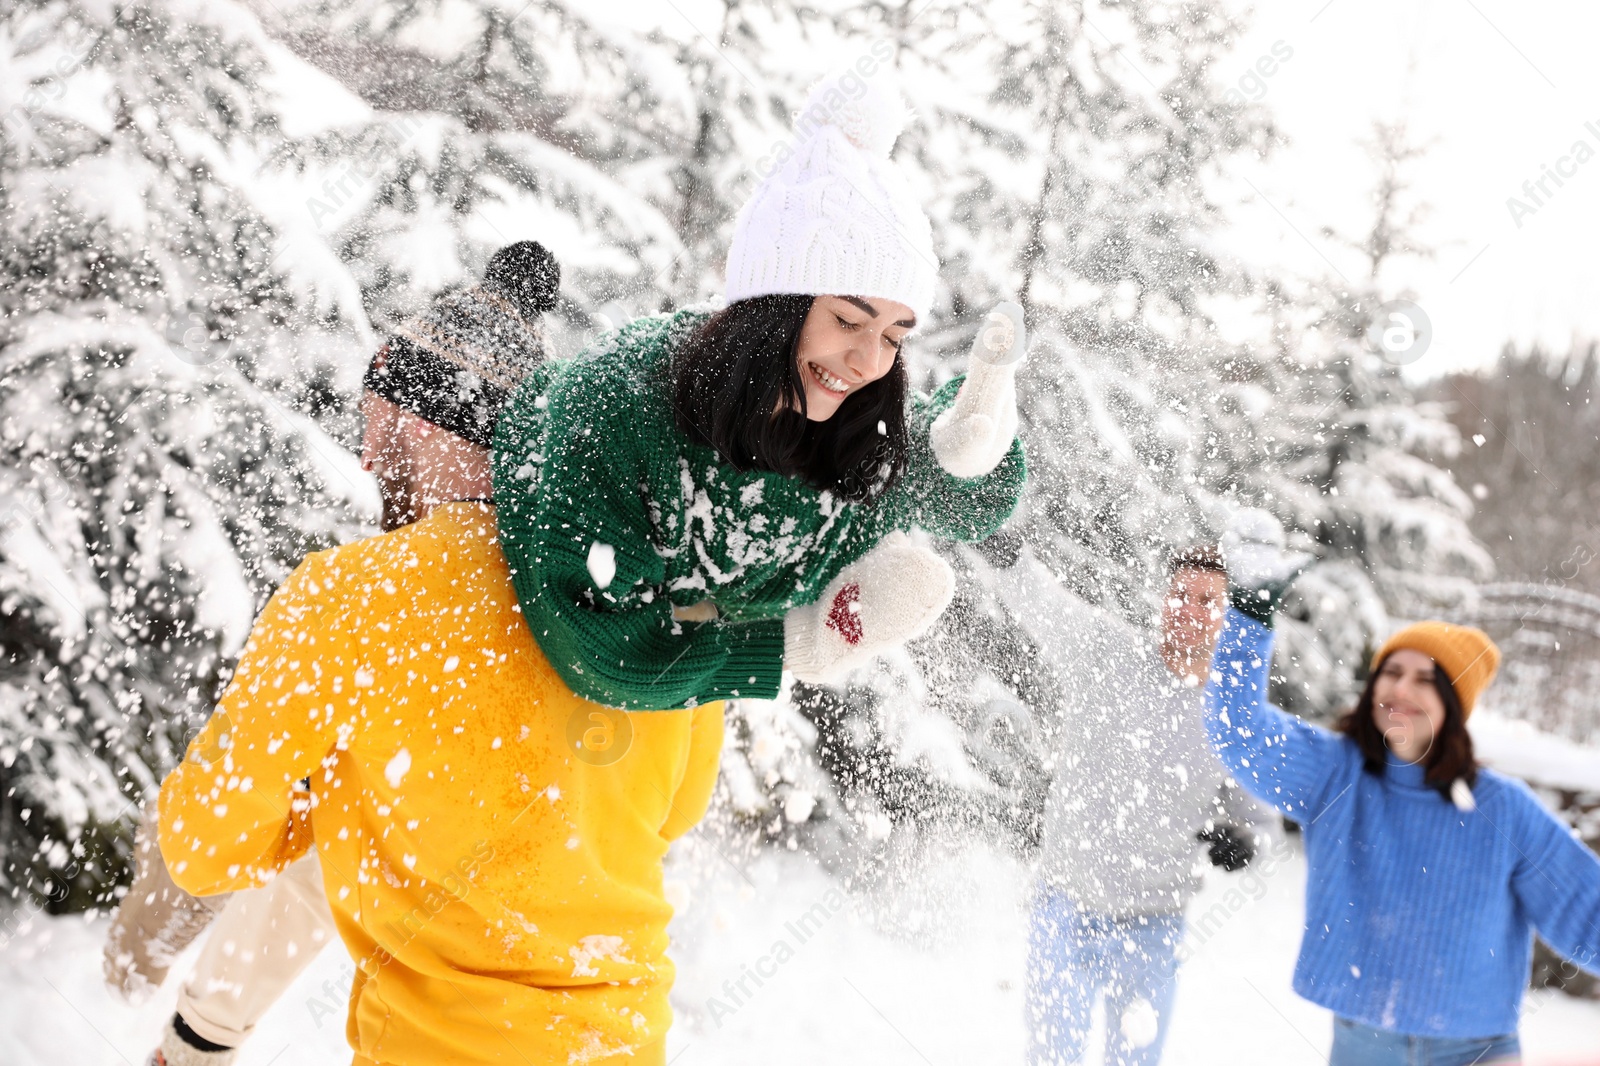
[364,241,560,448]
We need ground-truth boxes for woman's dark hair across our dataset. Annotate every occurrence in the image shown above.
[1336,652,1478,799]
[672,294,910,504]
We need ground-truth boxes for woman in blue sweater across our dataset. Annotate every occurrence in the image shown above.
[1206,574,1600,1064]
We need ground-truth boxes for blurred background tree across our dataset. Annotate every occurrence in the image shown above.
[0,0,1495,909]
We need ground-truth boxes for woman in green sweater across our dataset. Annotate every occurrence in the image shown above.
[491,64,1028,711]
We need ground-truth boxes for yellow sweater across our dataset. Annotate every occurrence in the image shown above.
[159,503,724,1065]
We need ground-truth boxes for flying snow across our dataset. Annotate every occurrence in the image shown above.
[587,541,616,589]
[385,748,412,788]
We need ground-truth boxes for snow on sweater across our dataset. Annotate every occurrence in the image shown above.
[160,504,727,1066]
[1206,607,1600,1039]
[490,308,1027,711]
[998,550,1272,917]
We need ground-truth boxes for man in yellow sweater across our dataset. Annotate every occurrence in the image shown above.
[161,498,724,1065]
[158,244,723,1065]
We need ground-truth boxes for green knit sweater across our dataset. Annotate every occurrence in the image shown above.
[491,308,1026,710]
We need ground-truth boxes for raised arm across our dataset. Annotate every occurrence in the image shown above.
[493,364,784,712]
[875,376,1026,544]
[1205,607,1353,822]
[873,302,1027,545]
[991,548,1137,696]
[1507,781,1600,977]
[158,554,342,896]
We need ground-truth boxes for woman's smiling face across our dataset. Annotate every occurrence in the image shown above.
[792,294,916,421]
[1372,648,1447,763]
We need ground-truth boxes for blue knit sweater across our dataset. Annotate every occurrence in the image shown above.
[1206,608,1600,1039]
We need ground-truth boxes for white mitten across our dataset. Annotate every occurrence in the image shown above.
[784,532,956,683]
[1220,508,1313,589]
[930,300,1027,479]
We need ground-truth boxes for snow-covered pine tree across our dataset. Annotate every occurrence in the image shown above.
[0,2,1490,895]
[639,0,833,307]
[265,0,689,334]
[1420,344,1600,741]
[1241,121,1492,716]
[0,0,372,909]
[765,15,1487,864]
[771,0,1286,860]
[1426,341,1600,590]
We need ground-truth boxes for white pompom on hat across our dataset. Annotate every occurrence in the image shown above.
[723,60,939,324]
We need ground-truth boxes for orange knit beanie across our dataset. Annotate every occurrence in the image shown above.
[1371,622,1501,719]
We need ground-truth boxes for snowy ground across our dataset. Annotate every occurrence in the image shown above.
[1472,712,1600,794]
[4,836,1598,1065]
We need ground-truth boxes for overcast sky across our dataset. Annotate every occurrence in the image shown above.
[616,0,1600,379]
[1205,0,1600,379]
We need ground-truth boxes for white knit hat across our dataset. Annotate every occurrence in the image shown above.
[724,64,938,323]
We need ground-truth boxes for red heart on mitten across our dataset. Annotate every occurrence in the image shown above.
[825,582,864,645]
[782,534,955,684]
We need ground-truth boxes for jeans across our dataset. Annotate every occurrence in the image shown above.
[1026,895,1184,1066]
[1329,1017,1521,1065]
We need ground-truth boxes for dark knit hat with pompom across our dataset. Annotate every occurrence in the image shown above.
[484,240,561,319]
[364,241,561,447]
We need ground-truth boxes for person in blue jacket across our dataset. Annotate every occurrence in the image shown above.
[1205,521,1600,1065]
